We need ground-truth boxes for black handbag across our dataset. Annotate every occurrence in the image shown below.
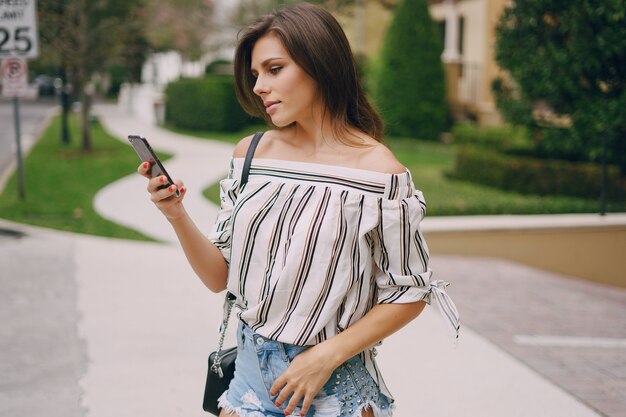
[202,293,236,415]
[202,131,264,414]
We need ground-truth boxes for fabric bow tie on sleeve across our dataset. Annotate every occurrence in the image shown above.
[428,280,461,342]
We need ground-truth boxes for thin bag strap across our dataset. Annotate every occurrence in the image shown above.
[210,132,263,376]
[210,292,236,377]
[241,131,264,186]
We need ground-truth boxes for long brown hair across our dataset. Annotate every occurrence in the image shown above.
[234,2,384,144]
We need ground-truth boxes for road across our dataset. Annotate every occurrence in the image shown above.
[0,97,56,189]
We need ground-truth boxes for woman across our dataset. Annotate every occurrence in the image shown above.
[138,3,459,417]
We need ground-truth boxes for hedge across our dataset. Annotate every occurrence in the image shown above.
[165,75,250,132]
[450,146,625,200]
[451,123,531,151]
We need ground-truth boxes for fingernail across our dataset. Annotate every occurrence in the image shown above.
[180,187,185,193]
[142,162,149,169]
[275,401,282,407]
[160,176,166,184]
[168,185,174,192]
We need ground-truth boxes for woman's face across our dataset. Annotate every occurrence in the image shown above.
[251,32,320,127]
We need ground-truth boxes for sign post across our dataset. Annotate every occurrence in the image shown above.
[1,0,39,202]
[2,57,28,200]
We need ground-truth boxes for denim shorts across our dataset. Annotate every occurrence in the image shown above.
[218,321,394,417]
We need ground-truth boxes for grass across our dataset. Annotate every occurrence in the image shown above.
[2,114,616,242]
[0,114,166,240]
[197,131,621,216]
[387,137,622,215]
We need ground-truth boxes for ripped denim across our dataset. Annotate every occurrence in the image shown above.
[218,321,394,417]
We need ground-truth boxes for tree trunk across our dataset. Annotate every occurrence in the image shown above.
[77,0,92,152]
[80,86,92,152]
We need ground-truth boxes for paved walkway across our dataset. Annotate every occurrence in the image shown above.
[1,103,623,417]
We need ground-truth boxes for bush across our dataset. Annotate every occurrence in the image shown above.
[205,59,233,75]
[373,0,447,140]
[107,65,127,98]
[494,0,626,173]
[451,123,531,151]
[451,146,625,200]
[165,75,250,132]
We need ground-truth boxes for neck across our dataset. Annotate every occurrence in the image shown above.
[287,106,348,154]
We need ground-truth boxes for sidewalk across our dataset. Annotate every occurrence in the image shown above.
[2,103,621,417]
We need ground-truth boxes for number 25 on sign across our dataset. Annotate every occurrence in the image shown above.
[0,0,39,59]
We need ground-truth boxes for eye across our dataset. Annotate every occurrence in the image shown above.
[269,66,282,75]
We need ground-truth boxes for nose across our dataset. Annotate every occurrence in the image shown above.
[253,74,269,96]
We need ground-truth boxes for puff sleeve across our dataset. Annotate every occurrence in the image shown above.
[372,190,460,339]
[207,160,240,265]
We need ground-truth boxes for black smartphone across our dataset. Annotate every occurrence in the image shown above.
[128,135,180,197]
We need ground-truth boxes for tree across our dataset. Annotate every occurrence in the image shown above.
[143,0,214,61]
[38,0,149,151]
[373,0,447,140]
[494,0,626,173]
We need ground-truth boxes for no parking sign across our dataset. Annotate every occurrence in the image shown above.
[1,56,28,97]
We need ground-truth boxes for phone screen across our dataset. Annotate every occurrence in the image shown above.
[128,135,180,196]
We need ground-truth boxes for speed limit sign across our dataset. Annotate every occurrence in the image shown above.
[0,0,39,59]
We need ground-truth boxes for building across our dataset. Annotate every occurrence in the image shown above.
[429,0,507,126]
[338,0,508,126]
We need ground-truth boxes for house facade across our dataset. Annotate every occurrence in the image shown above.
[338,0,508,126]
[429,0,507,126]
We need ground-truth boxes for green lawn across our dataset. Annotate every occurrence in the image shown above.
[0,115,164,240]
[1,115,617,242]
[197,131,619,215]
[387,137,620,215]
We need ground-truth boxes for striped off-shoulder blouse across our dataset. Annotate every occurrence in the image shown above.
[208,157,460,397]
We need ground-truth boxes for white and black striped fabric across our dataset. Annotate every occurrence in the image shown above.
[208,157,460,398]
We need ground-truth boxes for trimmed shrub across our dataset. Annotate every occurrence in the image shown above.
[373,0,447,140]
[205,59,233,75]
[451,123,531,151]
[451,146,625,200]
[165,75,250,132]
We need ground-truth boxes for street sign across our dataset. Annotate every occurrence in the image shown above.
[0,0,39,59]
[1,56,28,97]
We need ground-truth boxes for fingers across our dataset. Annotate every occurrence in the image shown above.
[137,161,152,178]
[299,395,314,417]
[284,389,305,416]
[270,376,287,404]
[272,379,313,417]
[147,176,185,202]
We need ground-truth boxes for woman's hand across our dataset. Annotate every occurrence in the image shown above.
[137,162,186,220]
[270,343,338,416]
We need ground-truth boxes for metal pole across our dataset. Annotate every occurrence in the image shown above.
[12,96,25,201]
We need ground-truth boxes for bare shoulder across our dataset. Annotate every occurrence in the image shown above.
[233,133,256,158]
[232,130,273,158]
[359,142,406,174]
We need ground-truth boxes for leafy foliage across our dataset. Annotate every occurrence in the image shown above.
[373,0,447,140]
[494,0,626,172]
[451,146,625,201]
[143,0,214,60]
[165,76,251,132]
[37,0,150,150]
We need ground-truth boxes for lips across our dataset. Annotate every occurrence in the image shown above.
[264,100,280,114]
